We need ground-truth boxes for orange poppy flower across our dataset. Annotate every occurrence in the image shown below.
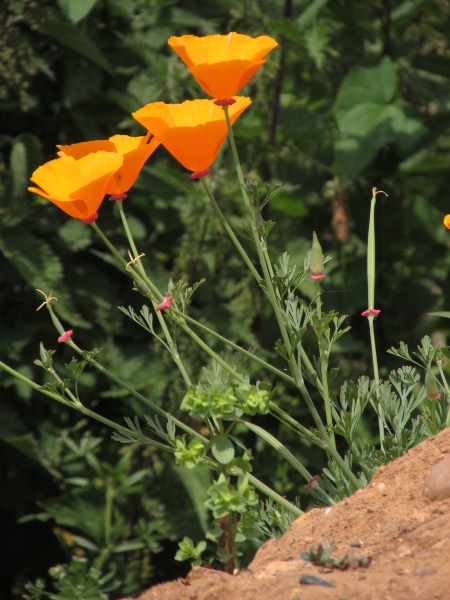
[28,152,123,219]
[168,32,278,100]
[57,135,160,196]
[444,215,450,229]
[132,97,251,175]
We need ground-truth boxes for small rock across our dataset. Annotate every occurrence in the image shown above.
[423,454,450,501]
[299,575,335,587]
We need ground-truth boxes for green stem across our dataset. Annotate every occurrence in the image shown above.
[241,420,336,505]
[366,187,387,451]
[315,281,334,439]
[269,402,325,447]
[0,360,173,452]
[314,281,344,498]
[92,219,192,389]
[431,400,437,434]
[170,307,295,385]
[223,105,292,355]
[48,303,207,445]
[243,472,303,516]
[105,484,114,546]
[199,177,262,283]
[437,358,450,395]
[223,107,355,489]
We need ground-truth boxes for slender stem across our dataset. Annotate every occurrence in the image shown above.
[224,106,356,489]
[92,218,192,388]
[313,281,344,499]
[199,177,262,283]
[104,484,114,546]
[315,281,334,438]
[437,358,450,395]
[296,376,361,490]
[431,400,437,434]
[366,188,387,451]
[170,307,295,385]
[0,359,173,451]
[223,105,292,355]
[47,303,207,444]
[243,472,302,516]
[177,320,246,386]
[269,402,325,447]
[241,420,336,505]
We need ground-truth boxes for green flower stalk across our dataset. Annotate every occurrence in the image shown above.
[309,231,326,280]
[364,187,387,450]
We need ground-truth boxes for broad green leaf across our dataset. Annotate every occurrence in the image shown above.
[337,103,390,137]
[37,18,113,73]
[386,105,427,152]
[211,434,235,465]
[334,136,380,181]
[335,56,397,118]
[57,0,99,23]
[429,311,450,319]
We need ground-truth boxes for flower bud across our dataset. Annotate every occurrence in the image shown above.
[425,365,441,401]
[309,231,326,280]
[133,278,150,296]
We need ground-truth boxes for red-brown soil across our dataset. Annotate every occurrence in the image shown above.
[126,428,450,600]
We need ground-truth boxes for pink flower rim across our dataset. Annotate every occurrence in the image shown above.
[109,193,128,201]
[80,212,98,224]
[214,98,237,106]
[190,169,212,180]
[306,475,321,489]
[58,330,73,343]
[310,273,326,280]
[361,309,381,318]
[156,296,173,311]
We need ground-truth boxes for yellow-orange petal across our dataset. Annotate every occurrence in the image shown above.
[57,135,159,195]
[57,140,116,159]
[132,97,251,172]
[106,138,160,194]
[444,215,450,230]
[168,32,277,98]
[29,152,123,219]
[189,59,266,99]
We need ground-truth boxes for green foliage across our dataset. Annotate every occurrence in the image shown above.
[2,0,450,598]
[301,544,370,570]
[24,557,118,600]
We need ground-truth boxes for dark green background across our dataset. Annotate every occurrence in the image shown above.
[1,0,450,597]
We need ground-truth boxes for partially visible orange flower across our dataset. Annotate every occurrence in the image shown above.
[168,32,278,100]
[57,135,160,195]
[444,215,450,229]
[132,97,251,175]
[28,152,123,219]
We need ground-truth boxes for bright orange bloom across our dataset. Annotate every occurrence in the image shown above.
[28,152,123,219]
[444,215,450,229]
[57,135,160,195]
[132,97,251,174]
[168,32,278,100]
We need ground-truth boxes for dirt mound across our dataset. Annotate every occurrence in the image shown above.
[129,428,450,600]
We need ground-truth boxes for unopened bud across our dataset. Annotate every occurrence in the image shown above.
[309,231,326,280]
[133,278,150,296]
[425,365,441,401]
